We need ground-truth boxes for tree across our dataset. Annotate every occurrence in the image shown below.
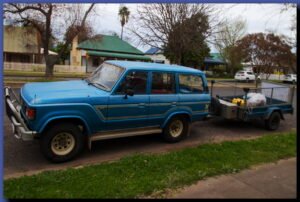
[164,12,210,67]
[236,33,295,87]
[118,6,130,40]
[214,17,246,76]
[4,3,95,77]
[50,42,71,64]
[131,4,217,67]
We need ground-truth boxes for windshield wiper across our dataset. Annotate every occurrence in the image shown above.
[87,81,108,91]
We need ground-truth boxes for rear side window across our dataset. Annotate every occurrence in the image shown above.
[179,74,203,94]
[151,72,175,94]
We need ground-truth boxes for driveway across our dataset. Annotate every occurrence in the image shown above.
[3,86,297,179]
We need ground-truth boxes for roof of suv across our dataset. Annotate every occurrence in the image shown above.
[105,60,203,74]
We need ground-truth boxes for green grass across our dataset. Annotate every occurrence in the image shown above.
[4,70,88,78]
[4,131,296,199]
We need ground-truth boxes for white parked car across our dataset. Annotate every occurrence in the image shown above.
[283,74,297,83]
[234,71,260,82]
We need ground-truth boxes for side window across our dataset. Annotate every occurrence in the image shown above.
[115,71,148,94]
[151,72,175,94]
[179,74,203,94]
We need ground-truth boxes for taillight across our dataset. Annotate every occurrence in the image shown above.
[26,108,36,120]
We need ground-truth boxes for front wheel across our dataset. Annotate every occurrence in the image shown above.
[162,116,189,143]
[265,112,281,131]
[40,122,84,163]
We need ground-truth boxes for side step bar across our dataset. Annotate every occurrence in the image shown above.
[88,127,162,150]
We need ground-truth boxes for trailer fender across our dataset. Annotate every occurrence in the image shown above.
[265,108,284,120]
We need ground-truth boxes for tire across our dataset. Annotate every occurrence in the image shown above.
[40,122,84,163]
[265,111,281,131]
[162,116,189,143]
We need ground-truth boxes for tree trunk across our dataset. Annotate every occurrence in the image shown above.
[44,55,58,78]
[121,26,124,40]
[45,63,55,78]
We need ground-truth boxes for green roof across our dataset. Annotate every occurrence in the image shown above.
[87,50,151,61]
[78,35,144,55]
[210,53,223,60]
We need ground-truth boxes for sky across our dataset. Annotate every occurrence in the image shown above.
[88,3,296,53]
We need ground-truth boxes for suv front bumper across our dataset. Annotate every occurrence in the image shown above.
[4,87,37,141]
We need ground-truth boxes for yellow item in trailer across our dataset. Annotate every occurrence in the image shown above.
[232,98,245,106]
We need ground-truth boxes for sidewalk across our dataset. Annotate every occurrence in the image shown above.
[173,158,296,199]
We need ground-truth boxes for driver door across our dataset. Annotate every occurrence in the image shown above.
[106,71,150,130]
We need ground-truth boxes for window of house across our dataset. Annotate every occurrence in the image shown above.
[115,71,148,94]
[151,72,175,94]
[179,74,203,94]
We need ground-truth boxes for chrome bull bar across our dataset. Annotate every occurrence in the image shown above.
[4,86,37,141]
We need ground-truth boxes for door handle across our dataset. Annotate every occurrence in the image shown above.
[171,102,177,107]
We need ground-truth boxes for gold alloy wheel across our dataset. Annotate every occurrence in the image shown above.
[169,119,184,138]
[51,132,75,156]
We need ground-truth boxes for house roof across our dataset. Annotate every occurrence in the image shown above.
[78,35,145,55]
[87,50,151,61]
[105,60,204,74]
[204,53,226,64]
[145,47,161,55]
[40,48,57,55]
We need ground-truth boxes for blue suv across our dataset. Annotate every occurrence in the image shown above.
[5,61,210,162]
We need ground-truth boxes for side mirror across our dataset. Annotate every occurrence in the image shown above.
[124,88,134,99]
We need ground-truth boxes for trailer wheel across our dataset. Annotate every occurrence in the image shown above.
[265,111,281,131]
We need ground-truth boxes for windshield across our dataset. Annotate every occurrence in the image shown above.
[86,63,124,91]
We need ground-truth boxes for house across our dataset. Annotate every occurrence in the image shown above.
[203,53,226,70]
[144,47,170,64]
[70,35,151,72]
[3,26,57,64]
[4,26,41,63]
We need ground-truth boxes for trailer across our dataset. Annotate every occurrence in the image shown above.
[209,80,295,130]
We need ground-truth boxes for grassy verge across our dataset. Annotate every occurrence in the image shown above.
[4,131,296,199]
[4,70,88,78]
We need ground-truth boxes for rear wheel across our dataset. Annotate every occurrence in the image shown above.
[265,111,281,131]
[162,116,189,143]
[40,122,84,163]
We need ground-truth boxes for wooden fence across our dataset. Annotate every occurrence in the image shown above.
[4,62,86,73]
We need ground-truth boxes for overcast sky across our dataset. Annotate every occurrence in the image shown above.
[86,3,297,53]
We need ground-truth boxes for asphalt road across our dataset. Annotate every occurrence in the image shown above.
[3,86,297,179]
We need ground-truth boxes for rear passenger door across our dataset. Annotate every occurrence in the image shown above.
[178,74,210,120]
[148,72,179,126]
